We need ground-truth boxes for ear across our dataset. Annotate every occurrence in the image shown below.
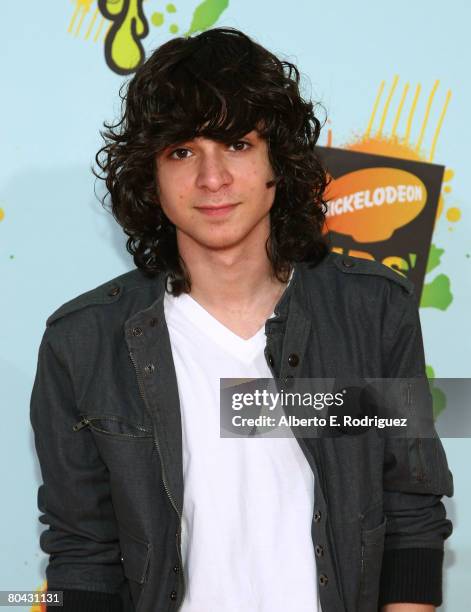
[266,176,282,188]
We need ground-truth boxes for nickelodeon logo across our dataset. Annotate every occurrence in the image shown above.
[325,167,427,242]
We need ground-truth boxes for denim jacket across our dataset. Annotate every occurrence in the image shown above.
[30,252,453,612]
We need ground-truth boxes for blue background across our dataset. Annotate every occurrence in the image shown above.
[1,1,469,609]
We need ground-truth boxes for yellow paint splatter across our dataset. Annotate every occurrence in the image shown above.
[84,7,99,40]
[415,79,439,155]
[377,75,399,138]
[93,15,106,42]
[429,89,452,162]
[169,23,179,33]
[443,168,454,182]
[0,208,4,222]
[404,83,421,145]
[365,81,385,138]
[357,77,451,164]
[446,207,461,222]
[68,0,94,35]
[104,0,126,16]
[99,0,149,75]
[348,78,453,168]
[444,185,452,193]
[391,82,409,138]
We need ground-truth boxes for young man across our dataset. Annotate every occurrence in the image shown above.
[31,28,453,612]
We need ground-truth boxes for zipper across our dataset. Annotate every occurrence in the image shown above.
[128,349,186,601]
[73,415,153,437]
[73,417,90,431]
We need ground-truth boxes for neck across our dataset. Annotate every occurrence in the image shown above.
[174,223,289,335]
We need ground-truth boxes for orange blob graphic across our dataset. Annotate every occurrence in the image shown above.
[325,167,427,242]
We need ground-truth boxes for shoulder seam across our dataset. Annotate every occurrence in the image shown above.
[332,254,414,295]
[46,269,157,326]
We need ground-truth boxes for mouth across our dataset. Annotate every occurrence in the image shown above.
[194,202,241,216]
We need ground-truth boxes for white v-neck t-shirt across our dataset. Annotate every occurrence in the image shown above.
[164,290,320,612]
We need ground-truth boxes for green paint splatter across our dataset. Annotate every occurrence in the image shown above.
[152,4,178,29]
[152,12,164,26]
[425,244,444,275]
[9,255,14,259]
[431,384,447,420]
[420,274,453,310]
[420,243,453,310]
[426,365,447,420]
[185,0,229,36]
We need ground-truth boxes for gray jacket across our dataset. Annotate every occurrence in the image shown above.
[30,252,453,612]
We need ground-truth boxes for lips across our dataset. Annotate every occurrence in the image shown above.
[195,202,240,216]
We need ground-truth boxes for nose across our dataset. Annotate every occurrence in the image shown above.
[195,150,233,192]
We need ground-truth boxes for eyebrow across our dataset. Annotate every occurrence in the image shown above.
[162,131,258,152]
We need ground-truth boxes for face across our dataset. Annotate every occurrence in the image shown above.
[155,129,276,252]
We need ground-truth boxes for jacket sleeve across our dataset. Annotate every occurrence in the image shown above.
[379,285,454,607]
[30,323,124,612]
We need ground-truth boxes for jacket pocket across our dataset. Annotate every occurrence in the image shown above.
[358,517,387,612]
[119,528,151,611]
[73,414,153,439]
[119,528,151,583]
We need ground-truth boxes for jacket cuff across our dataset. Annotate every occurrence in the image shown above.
[46,587,123,612]
[379,548,444,606]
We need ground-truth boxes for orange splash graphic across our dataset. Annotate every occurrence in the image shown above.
[325,167,427,242]
[335,76,455,227]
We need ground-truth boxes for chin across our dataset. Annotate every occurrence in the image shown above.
[194,229,249,251]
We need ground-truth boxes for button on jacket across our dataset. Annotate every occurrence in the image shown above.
[30,252,453,612]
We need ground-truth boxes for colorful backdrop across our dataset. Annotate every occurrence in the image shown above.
[1,1,469,609]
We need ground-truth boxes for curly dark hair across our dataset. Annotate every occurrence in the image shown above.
[94,27,329,295]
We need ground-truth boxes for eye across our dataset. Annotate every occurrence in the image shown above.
[169,147,192,160]
[229,140,251,151]
[167,140,251,160]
